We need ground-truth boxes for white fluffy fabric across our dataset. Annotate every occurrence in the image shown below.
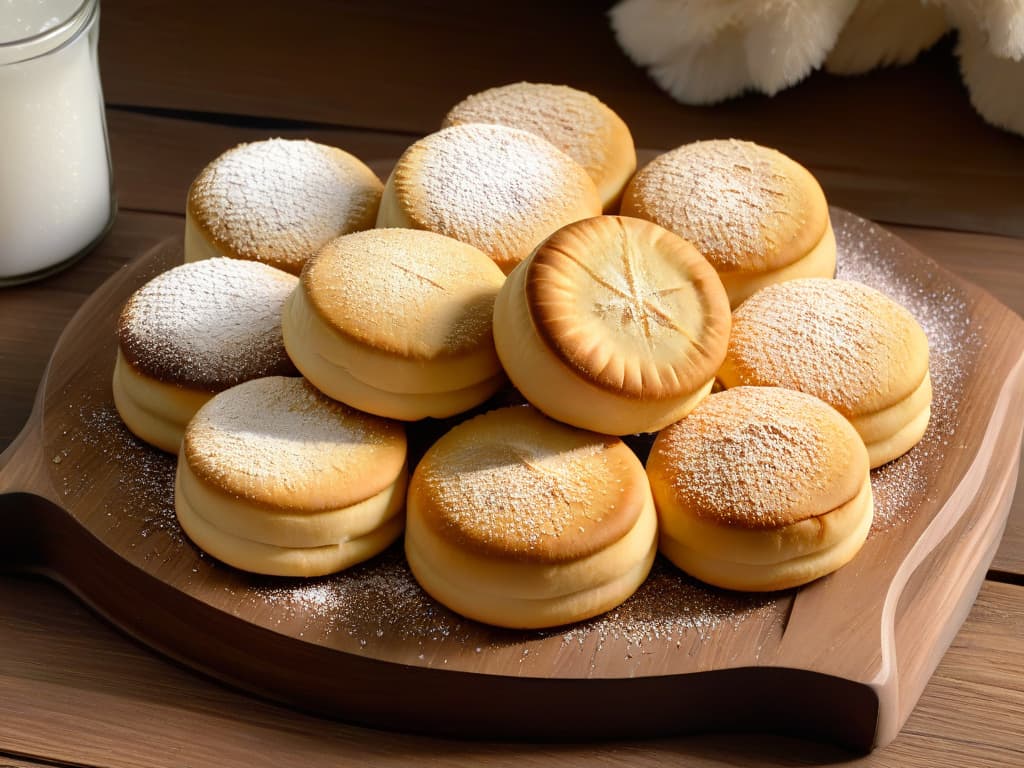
[610,0,1024,136]
[826,0,949,74]
[609,0,858,104]
[957,23,1024,134]
[938,0,1024,60]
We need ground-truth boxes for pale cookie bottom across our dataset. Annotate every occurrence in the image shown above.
[656,477,872,567]
[494,261,715,435]
[175,470,404,577]
[404,495,658,629]
[112,350,213,454]
[719,218,837,308]
[176,456,408,548]
[660,488,874,592]
[407,538,657,630]
[407,492,658,599]
[850,372,932,468]
[283,289,503,420]
[183,211,227,265]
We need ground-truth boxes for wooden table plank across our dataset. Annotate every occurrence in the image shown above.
[0,575,1019,767]
[98,1,1024,238]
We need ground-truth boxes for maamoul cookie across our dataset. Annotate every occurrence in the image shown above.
[405,405,657,629]
[113,258,297,454]
[621,139,836,307]
[175,377,407,577]
[493,215,731,435]
[718,278,931,468]
[647,387,873,592]
[375,123,602,274]
[442,82,637,212]
[282,229,506,420]
[185,138,383,275]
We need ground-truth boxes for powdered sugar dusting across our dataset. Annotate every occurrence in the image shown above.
[725,278,927,414]
[308,228,503,359]
[118,258,297,389]
[190,139,381,273]
[401,124,598,268]
[443,82,613,182]
[834,213,978,531]
[558,558,781,650]
[185,377,403,506]
[652,387,862,528]
[429,442,607,548]
[627,139,805,271]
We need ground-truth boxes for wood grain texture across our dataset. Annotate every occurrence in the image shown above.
[0,575,1019,768]
[0,211,1020,751]
[98,1,1024,237]
[0,213,182,448]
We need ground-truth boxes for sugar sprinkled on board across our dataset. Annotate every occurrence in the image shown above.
[49,209,975,665]
[834,214,978,531]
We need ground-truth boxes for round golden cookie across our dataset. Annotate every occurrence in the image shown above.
[647,386,873,592]
[621,139,836,307]
[405,405,658,629]
[175,377,407,577]
[185,138,383,275]
[493,215,731,435]
[718,278,931,468]
[282,228,506,420]
[113,258,298,454]
[442,82,637,212]
[375,123,602,274]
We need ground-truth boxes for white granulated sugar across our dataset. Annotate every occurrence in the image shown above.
[834,214,977,531]
[445,83,611,178]
[632,139,796,269]
[118,258,296,389]
[190,138,378,265]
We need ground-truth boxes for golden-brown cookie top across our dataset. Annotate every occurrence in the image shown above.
[302,228,505,362]
[386,123,602,273]
[442,82,636,206]
[187,138,382,274]
[523,216,731,401]
[183,377,406,512]
[719,278,930,416]
[410,405,647,563]
[117,258,298,391]
[622,139,828,274]
[647,387,868,530]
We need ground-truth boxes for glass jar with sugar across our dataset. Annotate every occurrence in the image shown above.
[0,0,115,285]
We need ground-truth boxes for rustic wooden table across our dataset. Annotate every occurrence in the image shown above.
[1,2,1022,766]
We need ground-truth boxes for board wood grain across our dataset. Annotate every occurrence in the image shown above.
[0,210,1020,751]
[1,575,1020,767]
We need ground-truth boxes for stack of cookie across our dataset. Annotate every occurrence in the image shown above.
[111,81,931,627]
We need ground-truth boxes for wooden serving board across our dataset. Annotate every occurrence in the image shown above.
[0,210,1021,752]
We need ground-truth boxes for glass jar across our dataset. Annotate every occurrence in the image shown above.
[0,0,116,285]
